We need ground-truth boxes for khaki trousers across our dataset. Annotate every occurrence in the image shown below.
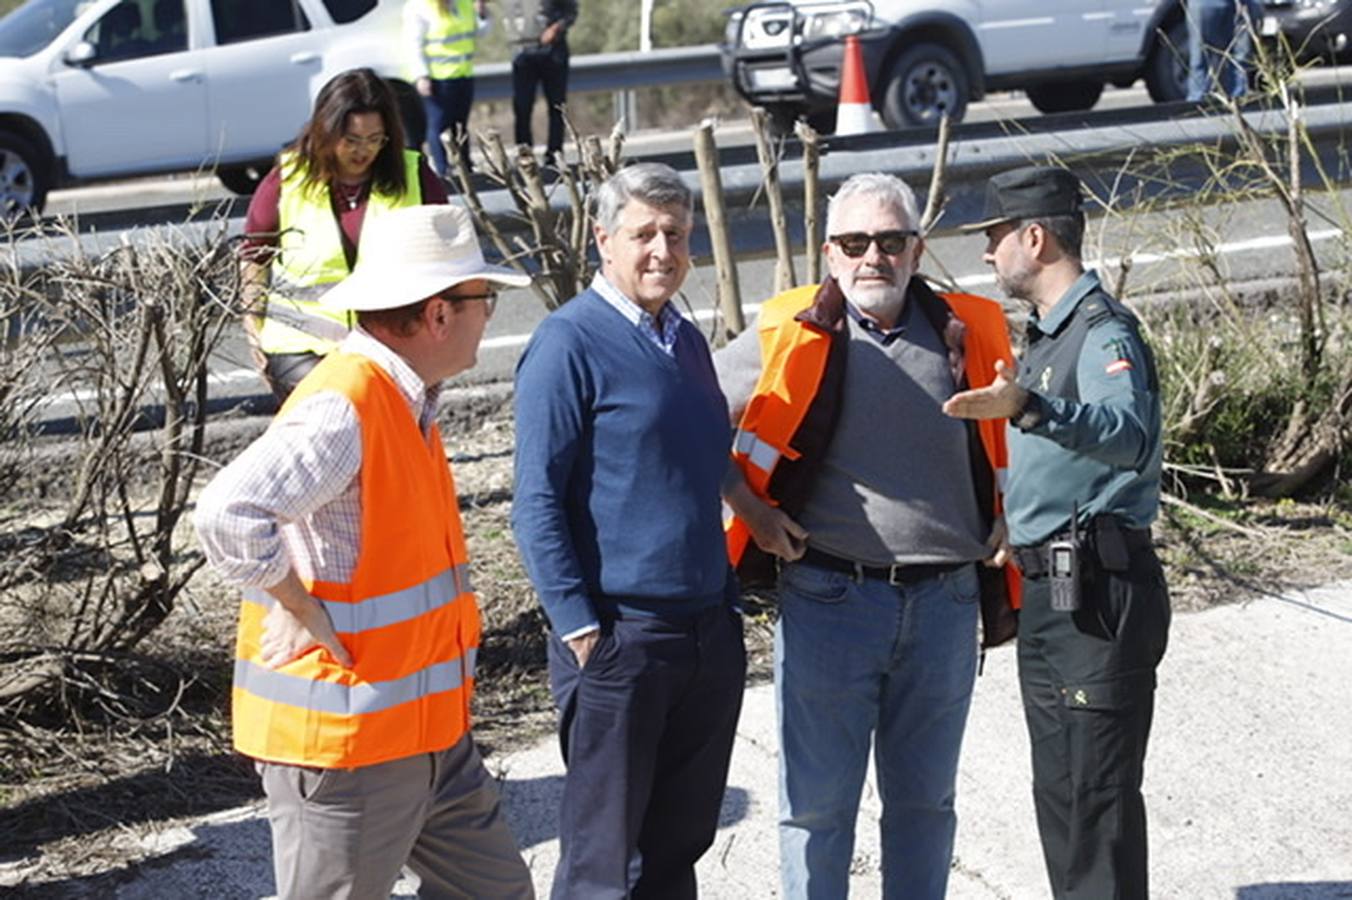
[258,734,534,900]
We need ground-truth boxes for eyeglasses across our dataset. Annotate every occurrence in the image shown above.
[440,290,498,318]
[829,230,920,258]
[339,133,389,151]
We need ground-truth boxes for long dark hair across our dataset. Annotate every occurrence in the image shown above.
[287,68,409,199]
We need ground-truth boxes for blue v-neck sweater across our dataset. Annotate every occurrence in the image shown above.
[511,289,735,636]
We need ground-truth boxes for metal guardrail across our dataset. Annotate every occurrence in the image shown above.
[471,43,726,102]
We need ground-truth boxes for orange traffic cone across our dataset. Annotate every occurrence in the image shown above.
[835,34,883,135]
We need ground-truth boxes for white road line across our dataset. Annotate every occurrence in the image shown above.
[40,226,1344,406]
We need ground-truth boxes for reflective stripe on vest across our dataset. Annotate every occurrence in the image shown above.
[240,563,473,634]
[234,648,477,716]
[258,150,423,356]
[231,351,479,768]
[422,0,477,80]
[725,285,1019,609]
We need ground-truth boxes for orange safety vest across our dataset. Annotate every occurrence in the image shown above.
[231,352,481,768]
[726,281,1022,638]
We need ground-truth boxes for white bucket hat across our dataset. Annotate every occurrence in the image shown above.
[319,204,530,312]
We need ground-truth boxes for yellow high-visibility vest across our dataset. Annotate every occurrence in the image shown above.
[420,0,478,81]
[257,149,422,356]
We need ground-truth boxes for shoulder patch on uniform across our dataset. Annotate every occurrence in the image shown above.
[1102,336,1133,375]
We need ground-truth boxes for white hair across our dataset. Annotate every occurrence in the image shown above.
[825,173,921,235]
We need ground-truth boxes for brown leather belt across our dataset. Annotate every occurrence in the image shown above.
[798,547,966,586]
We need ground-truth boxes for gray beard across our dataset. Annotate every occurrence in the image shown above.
[846,283,907,322]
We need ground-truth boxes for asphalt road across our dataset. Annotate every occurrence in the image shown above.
[25,69,1352,423]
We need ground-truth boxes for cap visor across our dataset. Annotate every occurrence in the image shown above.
[956,215,1014,234]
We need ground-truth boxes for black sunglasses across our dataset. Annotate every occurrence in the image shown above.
[829,230,920,258]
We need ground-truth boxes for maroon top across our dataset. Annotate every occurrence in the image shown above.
[239,156,451,266]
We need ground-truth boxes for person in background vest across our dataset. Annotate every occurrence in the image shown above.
[405,0,489,178]
[504,0,577,165]
[717,172,1019,899]
[945,166,1170,900]
[1187,0,1264,102]
[196,204,533,900]
[239,67,449,404]
[512,163,746,898]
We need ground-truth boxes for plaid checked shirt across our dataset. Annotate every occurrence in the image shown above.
[194,327,442,589]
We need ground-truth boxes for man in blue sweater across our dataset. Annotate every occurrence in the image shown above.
[511,162,746,899]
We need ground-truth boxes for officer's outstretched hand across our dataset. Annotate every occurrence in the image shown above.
[943,359,1027,420]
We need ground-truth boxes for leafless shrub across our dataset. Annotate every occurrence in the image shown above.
[450,122,625,310]
[1083,50,1352,500]
[0,217,238,715]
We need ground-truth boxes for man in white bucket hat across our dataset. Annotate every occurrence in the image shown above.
[196,204,534,900]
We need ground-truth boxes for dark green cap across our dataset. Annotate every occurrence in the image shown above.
[960,166,1084,232]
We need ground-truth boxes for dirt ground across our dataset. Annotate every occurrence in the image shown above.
[2,394,1350,895]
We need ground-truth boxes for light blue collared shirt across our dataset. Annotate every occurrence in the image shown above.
[591,272,682,356]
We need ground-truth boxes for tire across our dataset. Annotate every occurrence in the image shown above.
[1145,17,1189,103]
[1026,80,1105,114]
[0,131,50,219]
[217,162,270,196]
[881,42,970,129]
[389,80,426,150]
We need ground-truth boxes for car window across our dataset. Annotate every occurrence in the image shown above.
[83,0,184,64]
[323,0,377,25]
[210,0,310,45]
[0,0,93,59]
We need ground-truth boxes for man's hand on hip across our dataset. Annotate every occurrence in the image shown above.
[260,572,354,668]
[984,516,1011,568]
[749,505,809,561]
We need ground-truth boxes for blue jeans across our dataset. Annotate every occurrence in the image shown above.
[775,560,981,899]
[1188,0,1264,101]
[421,76,475,177]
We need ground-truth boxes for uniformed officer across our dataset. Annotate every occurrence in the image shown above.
[943,166,1171,900]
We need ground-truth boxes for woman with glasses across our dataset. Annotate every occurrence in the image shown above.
[239,67,449,402]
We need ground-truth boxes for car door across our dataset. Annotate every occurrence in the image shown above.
[51,0,209,177]
[1102,0,1165,62]
[975,0,1112,74]
[198,0,319,164]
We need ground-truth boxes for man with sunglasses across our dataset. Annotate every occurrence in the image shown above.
[716,173,1019,898]
[196,205,533,899]
[945,166,1169,900]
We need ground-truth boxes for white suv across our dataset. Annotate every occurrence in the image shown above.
[0,0,420,215]
[721,0,1195,131]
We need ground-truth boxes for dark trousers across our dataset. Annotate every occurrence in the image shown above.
[263,351,321,404]
[1018,544,1171,899]
[546,604,746,899]
[421,76,475,177]
[512,41,569,159]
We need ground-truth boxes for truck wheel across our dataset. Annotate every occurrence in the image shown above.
[1026,80,1105,114]
[0,131,50,218]
[217,162,269,196]
[1145,17,1189,103]
[881,42,969,129]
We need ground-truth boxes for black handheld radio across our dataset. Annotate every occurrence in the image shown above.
[1048,503,1082,612]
